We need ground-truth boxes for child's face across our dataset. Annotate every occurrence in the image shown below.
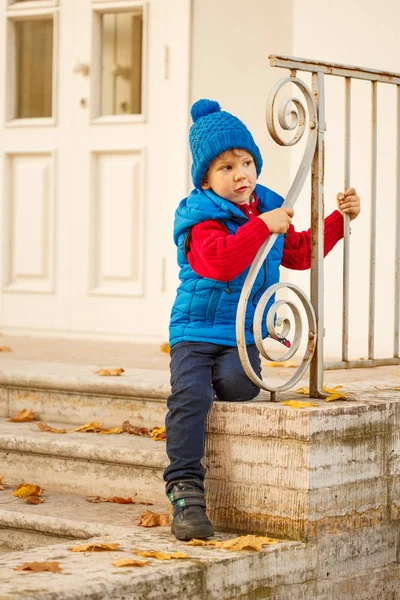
[201,149,257,204]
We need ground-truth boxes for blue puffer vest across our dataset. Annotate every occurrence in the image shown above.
[169,183,284,347]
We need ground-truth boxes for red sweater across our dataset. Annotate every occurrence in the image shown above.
[187,195,344,281]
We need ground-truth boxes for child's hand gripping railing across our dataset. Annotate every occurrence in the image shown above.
[236,76,319,398]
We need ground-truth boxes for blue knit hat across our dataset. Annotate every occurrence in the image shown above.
[189,99,263,188]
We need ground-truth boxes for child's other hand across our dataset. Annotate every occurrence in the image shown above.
[259,207,294,234]
[337,188,360,221]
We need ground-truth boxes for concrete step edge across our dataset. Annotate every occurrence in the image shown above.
[0,359,170,400]
[0,419,168,470]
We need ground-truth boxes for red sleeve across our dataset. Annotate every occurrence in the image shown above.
[281,210,344,270]
[187,217,270,281]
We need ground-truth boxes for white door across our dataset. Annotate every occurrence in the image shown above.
[0,0,190,341]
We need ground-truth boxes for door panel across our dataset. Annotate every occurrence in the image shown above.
[0,0,191,340]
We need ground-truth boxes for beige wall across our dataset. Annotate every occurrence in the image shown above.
[288,0,400,360]
[190,0,400,361]
[190,0,294,196]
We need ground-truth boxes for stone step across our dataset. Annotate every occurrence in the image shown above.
[0,486,399,600]
[2,360,400,543]
[0,419,168,504]
[0,360,171,429]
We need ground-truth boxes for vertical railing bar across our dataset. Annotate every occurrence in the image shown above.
[309,70,326,398]
[342,77,351,362]
[368,81,377,360]
[394,85,400,358]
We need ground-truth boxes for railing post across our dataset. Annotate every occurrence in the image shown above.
[309,71,326,398]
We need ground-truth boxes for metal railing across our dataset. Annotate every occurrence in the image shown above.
[236,54,400,399]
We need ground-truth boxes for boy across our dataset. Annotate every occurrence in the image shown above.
[165,99,360,541]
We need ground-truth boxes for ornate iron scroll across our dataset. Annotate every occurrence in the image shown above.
[236,77,318,392]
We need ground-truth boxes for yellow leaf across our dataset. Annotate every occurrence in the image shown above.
[137,510,170,527]
[0,346,11,352]
[98,427,124,435]
[113,558,150,568]
[186,535,278,552]
[94,368,125,376]
[265,361,298,368]
[13,484,44,498]
[325,393,348,402]
[136,550,187,560]
[9,409,35,422]
[294,386,310,396]
[149,426,166,441]
[74,421,103,433]
[70,542,120,552]
[160,343,170,354]
[283,400,318,409]
[37,423,68,434]
[14,561,62,573]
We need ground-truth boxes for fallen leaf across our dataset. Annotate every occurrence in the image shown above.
[0,477,3,484]
[37,423,68,434]
[94,368,125,376]
[283,400,318,409]
[9,409,35,422]
[185,539,208,546]
[136,550,187,560]
[14,561,62,573]
[122,421,150,437]
[160,343,170,354]
[137,510,170,527]
[86,496,153,505]
[70,542,120,552]
[25,496,45,505]
[98,427,124,435]
[149,426,166,441]
[74,421,103,433]
[265,361,298,368]
[113,558,150,568]
[0,346,11,352]
[294,385,349,402]
[13,484,43,498]
[186,535,278,552]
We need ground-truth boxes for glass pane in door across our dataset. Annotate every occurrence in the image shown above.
[15,19,53,118]
[101,10,143,116]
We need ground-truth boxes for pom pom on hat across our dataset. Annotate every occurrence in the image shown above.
[189,98,263,188]
[191,99,221,123]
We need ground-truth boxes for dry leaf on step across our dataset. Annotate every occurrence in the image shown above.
[149,426,166,441]
[86,496,153,505]
[94,368,125,376]
[294,384,349,402]
[9,409,35,422]
[0,346,11,352]
[97,427,124,435]
[25,496,45,505]
[13,484,44,498]
[137,510,170,527]
[14,561,62,573]
[283,400,318,409]
[186,535,278,552]
[160,343,170,354]
[37,423,68,434]
[122,421,150,437]
[70,542,120,552]
[113,558,150,568]
[0,476,4,491]
[74,422,103,433]
[136,550,187,560]
[265,361,298,368]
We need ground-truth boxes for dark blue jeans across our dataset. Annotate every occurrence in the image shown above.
[164,341,262,484]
